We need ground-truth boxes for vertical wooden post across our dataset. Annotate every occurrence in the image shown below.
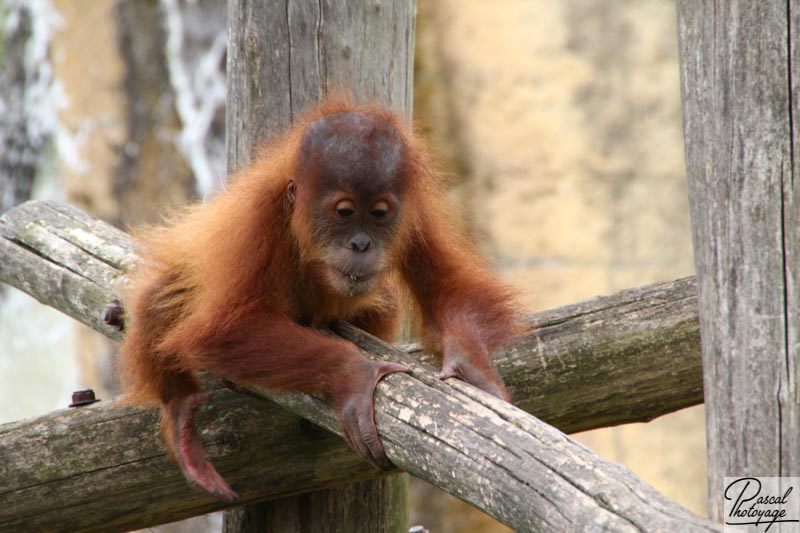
[223,476,409,533]
[677,0,799,520]
[225,0,415,172]
[223,1,415,531]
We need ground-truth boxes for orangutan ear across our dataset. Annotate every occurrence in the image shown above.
[287,180,296,204]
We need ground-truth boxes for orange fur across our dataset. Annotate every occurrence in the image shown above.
[118,96,522,499]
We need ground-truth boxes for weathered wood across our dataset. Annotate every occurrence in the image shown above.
[0,200,705,434]
[0,200,134,339]
[222,475,408,533]
[464,275,702,434]
[225,0,417,530]
[0,384,383,532]
[0,200,717,531]
[263,326,720,532]
[677,0,799,520]
[225,0,415,174]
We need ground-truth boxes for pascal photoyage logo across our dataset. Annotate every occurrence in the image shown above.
[724,477,800,532]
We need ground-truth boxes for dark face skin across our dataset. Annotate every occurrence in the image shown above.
[291,111,406,297]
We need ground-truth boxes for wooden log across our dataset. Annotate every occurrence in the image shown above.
[0,200,718,531]
[222,476,408,533]
[0,385,383,532]
[0,199,704,433]
[264,323,720,532]
[460,274,702,434]
[225,0,415,174]
[677,0,800,519]
[0,200,134,340]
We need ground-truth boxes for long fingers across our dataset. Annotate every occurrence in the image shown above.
[440,357,509,401]
[337,360,407,470]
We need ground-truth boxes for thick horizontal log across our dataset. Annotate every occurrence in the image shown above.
[0,200,715,531]
[506,275,702,433]
[0,200,704,432]
[0,384,384,532]
[0,199,133,340]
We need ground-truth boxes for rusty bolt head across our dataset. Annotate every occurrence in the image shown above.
[69,389,100,407]
[101,299,124,331]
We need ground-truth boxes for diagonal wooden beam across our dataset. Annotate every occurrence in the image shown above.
[0,200,717,531]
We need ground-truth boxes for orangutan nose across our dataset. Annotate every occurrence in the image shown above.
[348,233,372,253]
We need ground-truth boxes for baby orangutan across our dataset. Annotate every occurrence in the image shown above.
[115,97,521,500]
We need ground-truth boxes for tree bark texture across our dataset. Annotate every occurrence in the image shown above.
[677,0,800,520]
[222,475,408,533]
[225,0,416,173]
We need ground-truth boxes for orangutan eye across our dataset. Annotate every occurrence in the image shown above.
[335,199,356,218]
[370,201,389,219]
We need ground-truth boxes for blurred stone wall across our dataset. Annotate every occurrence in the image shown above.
[0,1,223,531]
[412,0,706,530]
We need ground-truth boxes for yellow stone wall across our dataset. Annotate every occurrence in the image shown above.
[413,0,707,529]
